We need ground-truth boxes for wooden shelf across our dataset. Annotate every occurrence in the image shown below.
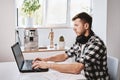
[21,46,68,53]
[22,49,65,53]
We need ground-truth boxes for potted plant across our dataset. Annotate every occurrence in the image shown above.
[59,36,65,50]
[21,0,40,27]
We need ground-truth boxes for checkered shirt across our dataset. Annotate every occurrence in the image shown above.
[65,35,110,80]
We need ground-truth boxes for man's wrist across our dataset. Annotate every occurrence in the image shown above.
[47,63,53,68]
[43,57,49,61]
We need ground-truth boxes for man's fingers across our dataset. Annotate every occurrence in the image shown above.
[32,62,39,68]
[32,61,48,69]
[32,58,41,63]
[34,66,39,69]
[32,61,42,69]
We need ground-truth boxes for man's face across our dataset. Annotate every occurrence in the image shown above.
[73,18,86,36]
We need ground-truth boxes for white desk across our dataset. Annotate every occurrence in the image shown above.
[0,62,86,80]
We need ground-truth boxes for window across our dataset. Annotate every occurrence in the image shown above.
[70,0,92,25]
[46,0,67,25]
[16,0,92,28]
[16,0,43,27]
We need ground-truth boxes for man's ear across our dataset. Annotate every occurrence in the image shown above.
[84,23,89,30]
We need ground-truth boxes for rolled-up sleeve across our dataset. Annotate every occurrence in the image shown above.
[65,43,80,57]
[65,46,75,57]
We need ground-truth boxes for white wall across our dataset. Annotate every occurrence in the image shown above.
[107,0,120,62]
[107,0,120,79]
[38,28,76,47]
[92,0,107,44]
[0,0,15,62]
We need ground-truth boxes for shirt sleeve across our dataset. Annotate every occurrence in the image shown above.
[65,44,78,57]
[79,41,106,66]
[65,47,75,57]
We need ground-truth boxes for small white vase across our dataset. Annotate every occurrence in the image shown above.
[25,16,33,27]
[59,41,65,50]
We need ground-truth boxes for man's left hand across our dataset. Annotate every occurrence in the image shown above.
[32,61,49,69]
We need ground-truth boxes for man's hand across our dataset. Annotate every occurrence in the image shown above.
[32,57,42,63]
[32,61,50,69]
[32,57,48,63]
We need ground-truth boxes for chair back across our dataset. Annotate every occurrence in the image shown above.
[107,56,119,80]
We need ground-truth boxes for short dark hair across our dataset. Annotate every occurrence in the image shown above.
[72,12,92,29]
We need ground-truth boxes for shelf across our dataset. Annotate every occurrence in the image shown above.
[21,46,68,53]
[22,49,66,53]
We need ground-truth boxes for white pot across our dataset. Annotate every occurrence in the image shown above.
[25,16,33,27]
[59,42,65,50]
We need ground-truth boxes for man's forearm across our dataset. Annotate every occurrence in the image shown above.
[45,53,68,62]
[47,62,84,74]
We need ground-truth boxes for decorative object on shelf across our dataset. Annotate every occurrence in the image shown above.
[54,44,57,50]
[25,16,33,27]
[59,35,65,50]
[48,29,54,48]
[21,0,41,27]
[24,28,38,51]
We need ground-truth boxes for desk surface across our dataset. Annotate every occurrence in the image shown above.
[0,62,86,80]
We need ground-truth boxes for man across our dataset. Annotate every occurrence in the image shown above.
[32,12,110,80]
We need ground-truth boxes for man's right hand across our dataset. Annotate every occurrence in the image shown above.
[32,58,43,63]
[32,57,46,63]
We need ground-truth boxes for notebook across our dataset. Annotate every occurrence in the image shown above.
[11,42,48,73]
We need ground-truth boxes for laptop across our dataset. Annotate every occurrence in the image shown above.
[11,42,48,73]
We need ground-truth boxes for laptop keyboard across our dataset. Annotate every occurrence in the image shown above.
[22,60,33,70]
[22,60,49,72]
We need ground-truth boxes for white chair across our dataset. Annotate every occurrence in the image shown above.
[107,56,119,80]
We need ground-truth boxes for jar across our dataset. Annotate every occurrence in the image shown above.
[59,36,65,50]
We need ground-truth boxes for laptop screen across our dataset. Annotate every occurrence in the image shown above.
[11,42,24,70]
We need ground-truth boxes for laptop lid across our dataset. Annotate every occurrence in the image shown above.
[11,42,24,71]
[11,42,49,72]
